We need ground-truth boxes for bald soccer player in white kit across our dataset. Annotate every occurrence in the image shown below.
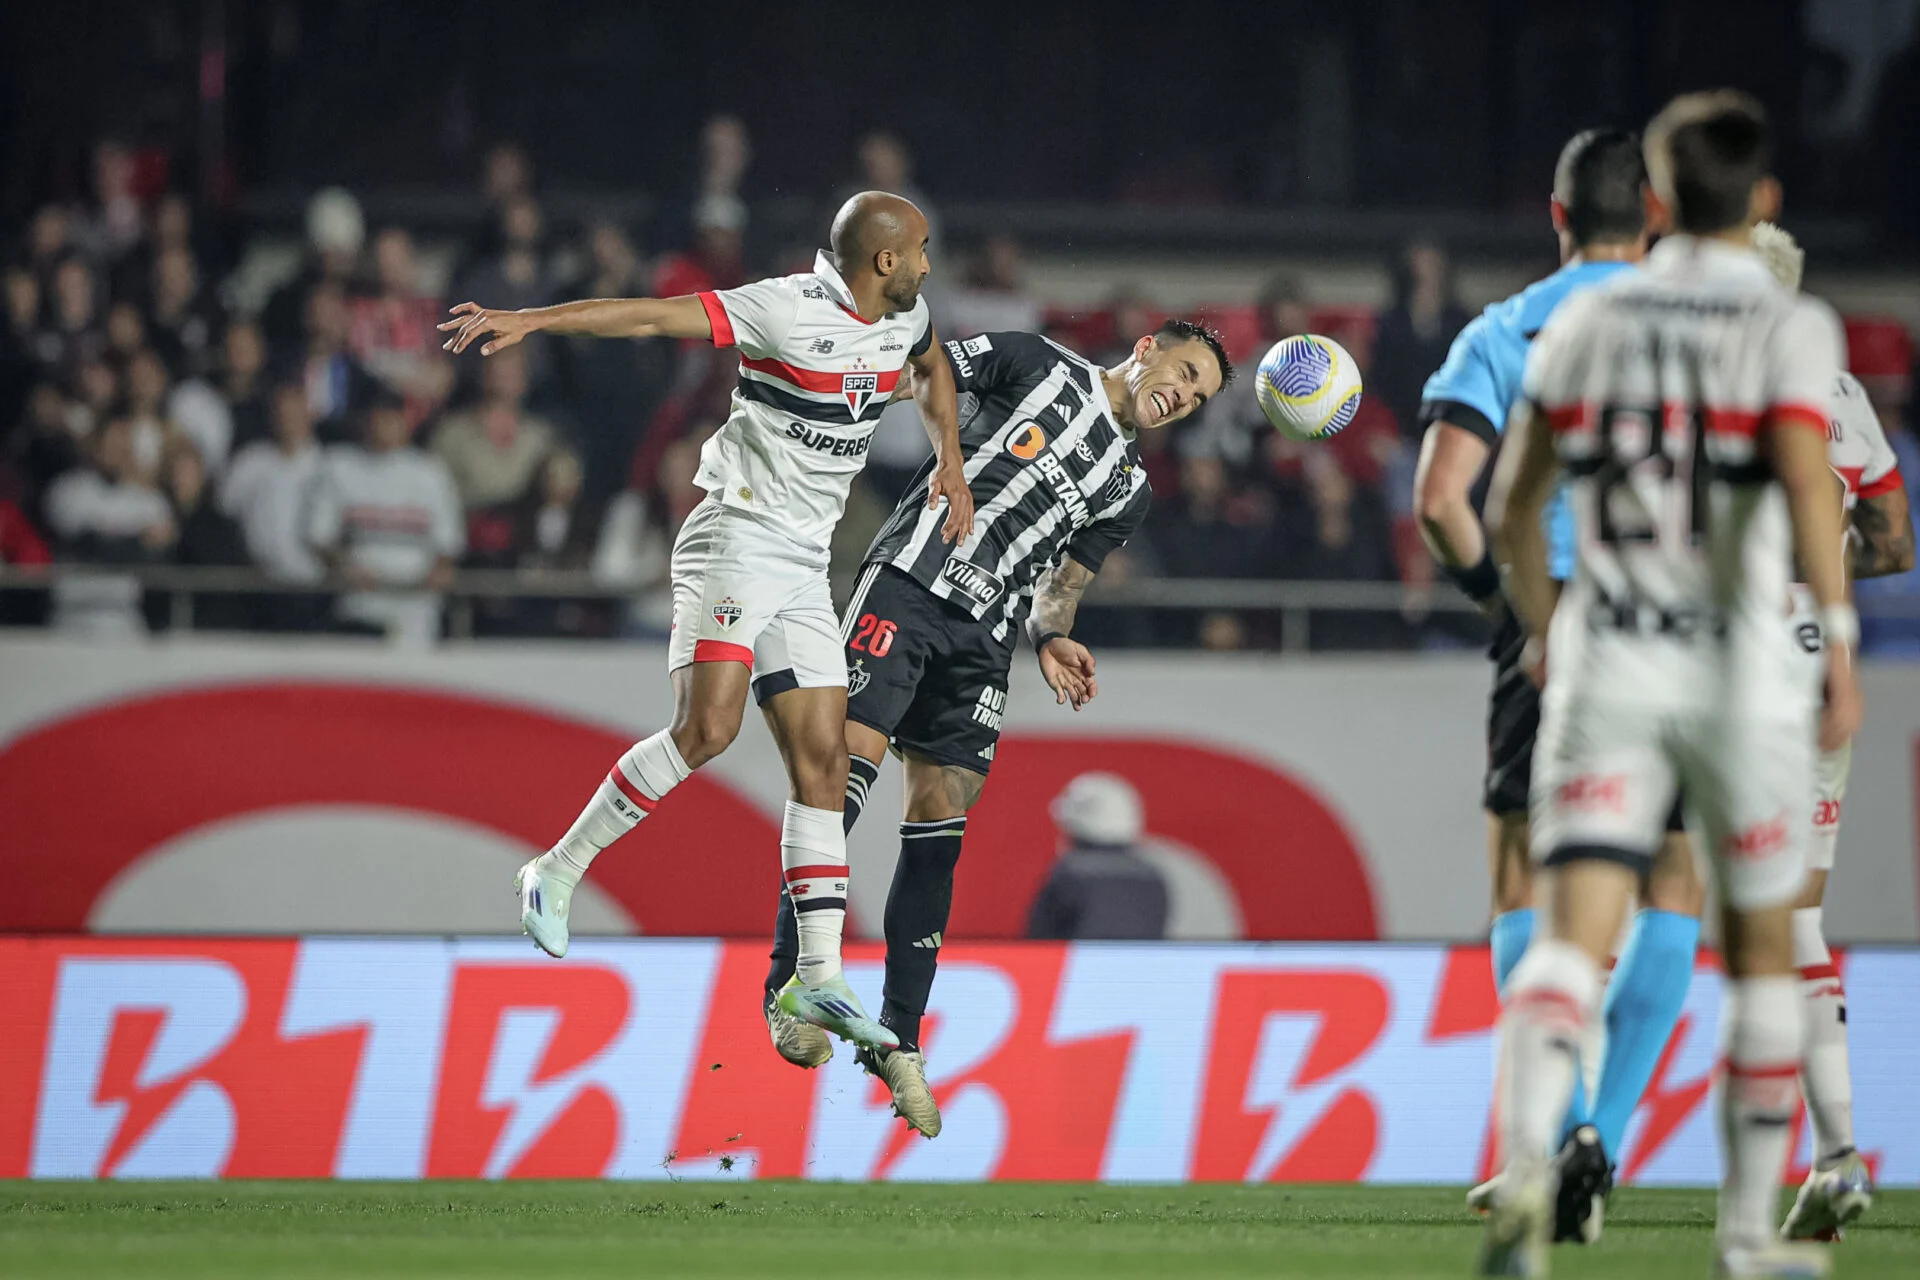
[443,192,975,1053]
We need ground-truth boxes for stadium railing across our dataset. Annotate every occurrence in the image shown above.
[7,564,1920,650]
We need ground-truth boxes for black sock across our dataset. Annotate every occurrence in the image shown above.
[766,755,882,996]
[879,817,966,1051]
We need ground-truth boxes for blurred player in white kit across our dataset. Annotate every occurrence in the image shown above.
[1753,220,1912,1242]
[1480,91,1861,1278]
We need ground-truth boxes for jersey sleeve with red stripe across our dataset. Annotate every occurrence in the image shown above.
[1767,297,1847,435]
[1839,372,1905,498]
[698,278,800,359]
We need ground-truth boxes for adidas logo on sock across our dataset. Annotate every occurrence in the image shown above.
[913,931,943,949]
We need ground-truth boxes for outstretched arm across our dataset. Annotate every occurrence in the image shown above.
[439,295,714,355]
[1026,556,1100,710]
[908,331,973,543]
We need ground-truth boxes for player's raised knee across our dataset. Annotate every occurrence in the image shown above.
[673,700,744,767]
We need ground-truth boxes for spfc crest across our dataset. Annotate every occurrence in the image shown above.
[712,598,743,631]
[847,659,871,697]
[842,372,879,417]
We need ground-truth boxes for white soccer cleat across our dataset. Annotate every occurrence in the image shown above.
[516,856,572,958]
[1781,1150,1874,1241]
[857,1045,942,1138]
[1715,1240,1832,1278]
[775,974,898,1053]
[764,990,833,1068]
[1477,1171,1552,1277]
[1467,1172,1502,1215]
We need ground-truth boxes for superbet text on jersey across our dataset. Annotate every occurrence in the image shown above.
[694,250,934,553]
[1522,235,1847,909]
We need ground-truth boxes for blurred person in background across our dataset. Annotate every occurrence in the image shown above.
[1,267,40,426]
[222,381,325,594]
[1026,773,1169,941]
[42,413,171,638]
[654,193,749,300]
[145,245,223,378]
[554,220,671,499]
[122,349,192,482]
[104,300,148,365]
[591,430,707,636]
[452,141,537,284]
[941,235,1041,338]
[455,194,557,386]
[44,256,107,372]
[431,342,559,511]
[156,437,250,630]
[1175,276,1310,476]
[699,114,753,201]
[1371,239,1469,442]
[287,280,377,443]
[23,206,76,288]
[351,228,446,407]
[218,321,274,450]
[76,140,146,267]
[468,449,606,638]
[263,188,365,351]
[306,390,463,645]
[44,413,173,563]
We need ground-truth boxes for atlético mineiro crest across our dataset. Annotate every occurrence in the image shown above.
[712,598,743,631]
[847,659,871,697]
[842,372,879,417]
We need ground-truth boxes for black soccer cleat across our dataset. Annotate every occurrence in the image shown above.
[1552,1124,1613,1244]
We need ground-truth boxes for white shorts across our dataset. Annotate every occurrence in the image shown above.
[667,497,846,701]
[1809,742,1851,872]
[1531,691,1812,912]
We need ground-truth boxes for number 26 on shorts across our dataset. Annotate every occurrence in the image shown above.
[850,613,897,657]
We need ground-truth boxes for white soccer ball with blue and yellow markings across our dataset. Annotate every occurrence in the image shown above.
[1254,334,1363,441]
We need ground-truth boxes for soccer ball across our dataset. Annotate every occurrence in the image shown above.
[1255,334,1363,441]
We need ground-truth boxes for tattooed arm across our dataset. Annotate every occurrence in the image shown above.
[1849,486,1915,579]
[1026,556,1100,710]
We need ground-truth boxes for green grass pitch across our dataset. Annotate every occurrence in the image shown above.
[1,1182,1915,1278]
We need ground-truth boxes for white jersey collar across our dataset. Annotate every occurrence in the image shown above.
[812,250,870,320]
[1646,234,1775,287]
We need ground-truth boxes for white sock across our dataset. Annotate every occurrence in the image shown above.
[1498,939,1602,1182]
[544,729,691,884]
[782,800,848,986]
[1792,907,1855,1163]
[1718,975,1805,1248]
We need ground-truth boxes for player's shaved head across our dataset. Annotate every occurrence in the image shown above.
[830,190,931,311]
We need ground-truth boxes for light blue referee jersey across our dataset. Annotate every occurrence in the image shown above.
[1419,259,1636,581]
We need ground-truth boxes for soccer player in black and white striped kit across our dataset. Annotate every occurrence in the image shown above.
[762,320,1232,1136]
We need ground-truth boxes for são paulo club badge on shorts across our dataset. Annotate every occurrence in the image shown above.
[712,598,743,631]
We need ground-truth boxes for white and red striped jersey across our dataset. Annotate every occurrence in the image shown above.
[1827,371,1901,510]
[695,251,933,552]
[1522,235,1847,705]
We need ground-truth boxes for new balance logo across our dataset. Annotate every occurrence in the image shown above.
[913,932,942,949]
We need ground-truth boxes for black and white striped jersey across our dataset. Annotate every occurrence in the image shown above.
[866,331,1151,642]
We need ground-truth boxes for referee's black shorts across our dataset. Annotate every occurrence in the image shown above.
[843,565,1013,775]
[1484,606,1684,833]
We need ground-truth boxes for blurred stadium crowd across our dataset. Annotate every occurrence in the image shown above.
[3,120,1917,651]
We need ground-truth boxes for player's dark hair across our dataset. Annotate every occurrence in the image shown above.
[1154,318,1235,386]
[1554,129,1646,247]
[1645,91,1771,234]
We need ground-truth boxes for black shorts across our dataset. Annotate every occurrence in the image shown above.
[842,565,1012,775]
[1484,606,1684,832]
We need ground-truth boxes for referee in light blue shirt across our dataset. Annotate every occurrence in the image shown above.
[1411,128,1704,1241]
